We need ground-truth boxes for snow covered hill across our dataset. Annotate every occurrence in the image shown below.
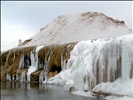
[24,12,132,46]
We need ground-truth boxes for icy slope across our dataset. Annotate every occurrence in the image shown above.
[25,12,132,46]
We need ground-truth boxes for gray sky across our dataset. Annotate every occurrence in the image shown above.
[1,1,132,45]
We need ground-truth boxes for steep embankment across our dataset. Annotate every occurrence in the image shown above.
[24,12,131,46]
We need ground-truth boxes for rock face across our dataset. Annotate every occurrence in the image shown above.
[0,43,76,82]
[24,12,131,46]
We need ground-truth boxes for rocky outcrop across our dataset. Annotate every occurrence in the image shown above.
[19,39,32,46]
[0,43,76,82]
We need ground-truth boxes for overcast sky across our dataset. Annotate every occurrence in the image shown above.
[1,1,132,49]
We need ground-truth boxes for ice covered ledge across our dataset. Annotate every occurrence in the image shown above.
[47,34,133,98]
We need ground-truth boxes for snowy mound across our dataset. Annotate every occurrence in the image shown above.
[24,12,132,46]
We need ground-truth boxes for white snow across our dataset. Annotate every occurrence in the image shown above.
[25,12,131,46]
[47,68,71,85]
[93,78,133,96]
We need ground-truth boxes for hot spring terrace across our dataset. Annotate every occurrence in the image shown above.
[1,35,133,97]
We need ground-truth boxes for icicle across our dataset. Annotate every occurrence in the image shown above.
[83,72,89,92]
[27,50,37,82]
[18,54,24,69]
[39,70,44,83]
[98,54,104,83]
[111,39,118,81]
[61,44,73,71]
[20,70,26,82]
[61,52,64,70]
[107,49,111,81]
[27,74,31,82]
[121,37,132,81]
[15,53,25,81]
[30,50,36,66]
[6,73,11,81]
[43,49,53,84]
[46,49,53,71]
[27,45,44,82]
[61,51,67,71]
[16,69,20,81]
[35,53,38,70]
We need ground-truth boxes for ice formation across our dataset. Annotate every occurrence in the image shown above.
[61,44,73,71]
[16,54,25,81]
[47,34,133,97]
[19,54,24,69]
[43,48,53,84]
[27,45,44,82]
[6,65,12,81]
[93,78,133,96]
[39,71,44,83]
[5,50,13,81]
[66,34,132,92]
[47,68,71,85]
[20,70,27,82]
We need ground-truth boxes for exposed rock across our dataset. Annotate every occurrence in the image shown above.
[1,42,76,82]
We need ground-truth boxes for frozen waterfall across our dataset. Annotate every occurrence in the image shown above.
[27,45,44,82]
[47,34,133,96]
